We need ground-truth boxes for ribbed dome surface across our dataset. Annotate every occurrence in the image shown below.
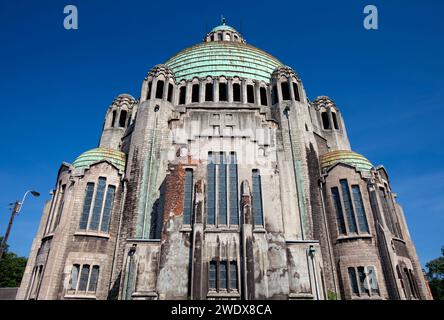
[165,41,282,83]
[320,150,373,173]
[73,148,126,172]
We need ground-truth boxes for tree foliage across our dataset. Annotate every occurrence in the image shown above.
[425,246,444,300]
[0,236,28,287]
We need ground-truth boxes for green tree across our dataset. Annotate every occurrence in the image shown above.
[425,246,444,300]
[0,237,28,287]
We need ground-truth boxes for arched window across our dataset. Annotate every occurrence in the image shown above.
[260,87,268,106]
[155,80,164,99]
[205,83,213,101]
[321,112,330,129]
[219,83,227,101]
[192,84,199,103]
[167,83,173,102]
[147,81,152,100]
[247,84,254,104]
[332,112,339,129]
[281,82,290,100]
[111,110,117,127]
[118,110,127,128]
[272,85,278,104]
[218,33,222,41]
[233,83,241,102]
[292,82,300,101]
[179,86,186,105]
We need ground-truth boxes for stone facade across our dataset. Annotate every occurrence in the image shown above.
[17,23,432,300]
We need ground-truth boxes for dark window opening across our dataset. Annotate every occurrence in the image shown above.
[352,185,369,233]
[218,153,227,225]
[219,261,227,290]
[233,83,241,102]
[281,82,290,101]
[119,110,127,128]
[247,85,254,103]
[340,179,357,233]
[332,112,339,129]
[321,112,330,129]
[205,83,213,101]
[192,84,199,103]
[331,187,346,235]
[167,83,173,102]
[357,266,370,295]
[147,82,152,100]
[219,83,227,101]
[207,152,216,225]
[229,261,238,290]
[348,267,359,295]
[293,82,300,101]
[272,85,278,104]
[260,87,268,106]
[209,261,217,290]
[179,86,186,105]
[155,80,164,99]
[229,152,239,225]
[111,110,117,127]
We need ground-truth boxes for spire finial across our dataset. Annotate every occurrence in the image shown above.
[221,15,226,25]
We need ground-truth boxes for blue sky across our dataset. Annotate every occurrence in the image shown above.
[0,0,443,267]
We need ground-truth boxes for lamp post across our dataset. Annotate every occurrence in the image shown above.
[0,190,40,261]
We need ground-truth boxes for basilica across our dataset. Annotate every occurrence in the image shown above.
[17,22,432,300]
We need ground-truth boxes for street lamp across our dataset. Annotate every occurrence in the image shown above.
[0,190,40,260]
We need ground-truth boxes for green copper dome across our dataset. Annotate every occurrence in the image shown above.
[320,150,373,173]
[211,24,237,32]
[73,148,126,172]
[165,41,283,83]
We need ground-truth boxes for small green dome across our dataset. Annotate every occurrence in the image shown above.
[165,41,283,83]
[211,24,238,33]
[320,150,373,173]
[73,148,126,172]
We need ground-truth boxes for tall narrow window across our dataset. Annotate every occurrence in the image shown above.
[167,83,173,102]
[209,261,217,290]
[218,153,227,225]
[79,183,95,230]
[332,112,339,129]
[89,177,106,231]
[406,269,417,298]
[147,81,152,100]
[219,83,227,101]
[281,82,290,100]
[352,185,369,233]
[54,184,66,228]
[111,110,117,127]
[233,83,241,102]
[348,267,359,295]
[357,266,370,295]
[252,170,264,226]
[378,188,395,234]
[205,83,213,101]
[219,261,227,290]
[78,265,90,291]
[179,86,186,105]
[155,80,164,99]
[293,82,300,101]
[260,87,268,106]
[229,153,239,225]
[272,85,278,104]
[340,179,357,233]
[409,269,419,298]
[367,266,380,295]
[100,185,115,233]
[229,261,238,290]
[321,112,330,129]
[88,266,100,293]
[183,169,193,225]
[331,187,346,235]
[69,264,80,290]
[119,110,127,128]
[192,84,199,103]
[207,153,216,225]
[247,84,254,103]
